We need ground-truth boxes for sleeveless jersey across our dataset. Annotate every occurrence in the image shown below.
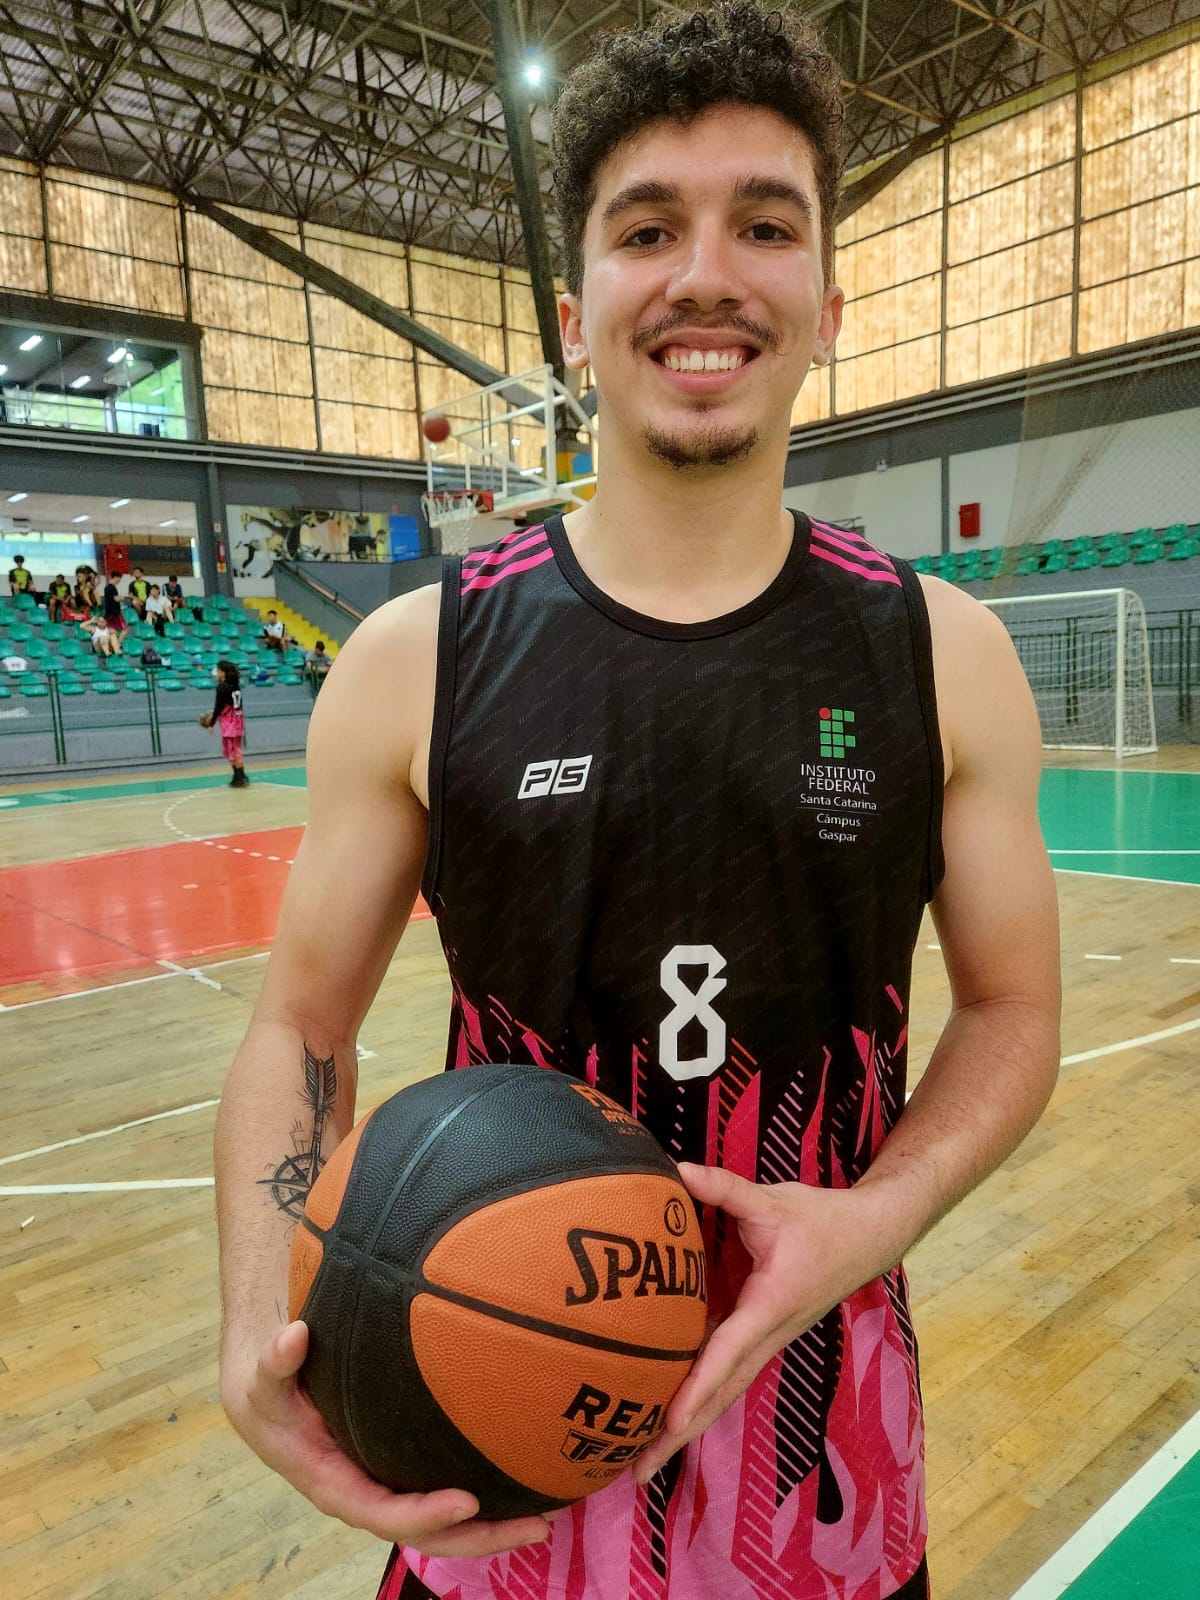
[394,510,944,1600]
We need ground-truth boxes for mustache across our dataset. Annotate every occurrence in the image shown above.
[633,316,776,356]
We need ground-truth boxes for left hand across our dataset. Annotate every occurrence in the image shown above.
[632,1162,907,1483]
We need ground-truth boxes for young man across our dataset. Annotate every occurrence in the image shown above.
[303,639,333,691]
[127,566,151,620]
[46,573,71,622]
[261,609,291,652]
[144,583,172,634]
[8,553,34,598]
[215,7,1060,1599]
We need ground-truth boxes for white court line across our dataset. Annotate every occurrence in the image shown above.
[0,1179,213,1195]
[0,950,270,1012]
[1049,849,1200,855]
[1053,867,1199,887]
[1008,1407,1200,1599]
[1060,1014,1200,1065]
[1169,957,1200,965]
[0,1099,220,1168]
[1083,953,1121,961]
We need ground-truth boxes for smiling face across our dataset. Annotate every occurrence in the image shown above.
[559,103,843,475]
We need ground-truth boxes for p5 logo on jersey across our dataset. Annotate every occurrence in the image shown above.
[517,755,593,799]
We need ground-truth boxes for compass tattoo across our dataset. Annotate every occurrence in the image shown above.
[260,1044,338,1222]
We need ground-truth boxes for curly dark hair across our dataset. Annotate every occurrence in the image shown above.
[552,2,845,296]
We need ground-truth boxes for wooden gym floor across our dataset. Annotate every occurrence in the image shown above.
[1,752,1197,1600]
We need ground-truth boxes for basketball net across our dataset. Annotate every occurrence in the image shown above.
[421,490,480,556]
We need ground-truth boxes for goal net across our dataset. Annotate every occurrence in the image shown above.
[982,588,1157,757]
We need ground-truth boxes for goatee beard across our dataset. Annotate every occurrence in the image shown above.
[643,420,758,470]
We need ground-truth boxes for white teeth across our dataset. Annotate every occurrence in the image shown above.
[660,347,748,372]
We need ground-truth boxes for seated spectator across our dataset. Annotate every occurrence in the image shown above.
[84,617,122,656]
[141,640,165,668]
[46,574,72,622]
[9,554,36,600]
[260,609,292,652]
[164,574,189,617]
[304,640,333,691]
[62,592,91,625]
[75,565,99,608]
[127,567,151,620]
[145,583,172,634]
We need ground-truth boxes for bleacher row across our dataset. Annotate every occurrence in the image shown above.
[913,523,1200,585]
[0,592,312,699]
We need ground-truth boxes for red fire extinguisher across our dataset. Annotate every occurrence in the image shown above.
[216,538,227,574]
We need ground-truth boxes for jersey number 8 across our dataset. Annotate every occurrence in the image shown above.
[658,945,727,1082]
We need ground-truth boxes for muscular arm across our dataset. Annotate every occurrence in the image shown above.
[853,579,1062,1258]
[214,584,438,1376]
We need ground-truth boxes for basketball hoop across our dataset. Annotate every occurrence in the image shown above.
[421,489,493,555]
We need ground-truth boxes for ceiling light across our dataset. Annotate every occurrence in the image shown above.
[159,519,176,527]
[18,334,42,352]
[110,498,130,508]
[7,492,27,503]
[522,59,544,86]
[107,346,128,364]
[69,374,91,389]
[0,365,7,377]
[72,514,90,523]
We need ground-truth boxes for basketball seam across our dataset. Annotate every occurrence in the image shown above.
[413,1281,703,1362]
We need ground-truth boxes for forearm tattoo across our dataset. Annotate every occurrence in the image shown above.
[259,1044,338,1222]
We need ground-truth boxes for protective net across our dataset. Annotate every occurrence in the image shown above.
[982,588,1156,756]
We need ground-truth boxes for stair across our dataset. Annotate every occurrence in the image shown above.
[239,596,339,655]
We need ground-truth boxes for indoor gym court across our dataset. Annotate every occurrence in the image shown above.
[0,750,1197,1600]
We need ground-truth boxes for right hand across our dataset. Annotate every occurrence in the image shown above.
[224,1321,554,1557]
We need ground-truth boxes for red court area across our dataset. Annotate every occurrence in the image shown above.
[0,826,430,1003]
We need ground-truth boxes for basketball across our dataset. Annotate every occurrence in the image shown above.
[288,1063,708,1519]
[421,413,451,443]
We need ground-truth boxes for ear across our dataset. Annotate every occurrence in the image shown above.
[559,292,589,371]
[811,282,845,368]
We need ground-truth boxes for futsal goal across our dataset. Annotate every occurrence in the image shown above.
[982,588,1157,757]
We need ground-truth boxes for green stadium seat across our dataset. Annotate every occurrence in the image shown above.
[92,678,119,694]
[165,622,186,638]
[24,606,47,626]
[158,677,186,691]
[1066,536,1092,555]
[1133,540,1165,564]
[982,547,1004,575]
[23,637,51,659]
[276,672,302,685]
[1043,551,1070,574]
[1097,531,1125,549]
[1168,536,1199,559]
[0,686,9,698]
[1162,523,1188,545]
[1127,526,1156,549]
[13,592,34,610]
[1040,539,1066,559]
[126,674,149,692]
[910,556,935,575]
[57,637,85,658]
[174,611,194,628]
[20,680,48,696]
[58,679,86,695]
[1100,543,1128,567]
[1070,546,1098,570]
[1015,552,1041,575]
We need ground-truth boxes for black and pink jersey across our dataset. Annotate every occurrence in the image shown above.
[394,510,944,1600]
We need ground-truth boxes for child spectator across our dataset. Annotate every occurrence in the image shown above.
[145,583,172,634]
[200,659,249,787]
[46,574,71,622]
[127,567,151,620]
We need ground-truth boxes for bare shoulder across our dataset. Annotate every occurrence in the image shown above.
[306,582,443,805]
[917,573,1041,785]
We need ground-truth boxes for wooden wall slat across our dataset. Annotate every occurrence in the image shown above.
[0,234,47,294]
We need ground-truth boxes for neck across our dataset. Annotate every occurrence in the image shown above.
[558,429,794,624]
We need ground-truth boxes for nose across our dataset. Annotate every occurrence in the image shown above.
[664,218,748,312]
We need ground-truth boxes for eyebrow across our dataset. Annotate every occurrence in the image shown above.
[599,175,816,229]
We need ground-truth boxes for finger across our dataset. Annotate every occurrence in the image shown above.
[259,1320,308,1382]
[677,1162,768,1220]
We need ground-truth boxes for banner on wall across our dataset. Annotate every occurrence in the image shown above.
[227,506,420,576]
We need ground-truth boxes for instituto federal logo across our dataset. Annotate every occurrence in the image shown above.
[819,706,856,761]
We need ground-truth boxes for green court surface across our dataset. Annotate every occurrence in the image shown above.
[1039,768,1200,886]
[0,765,307,808]
[1062,1449,1200,1598]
